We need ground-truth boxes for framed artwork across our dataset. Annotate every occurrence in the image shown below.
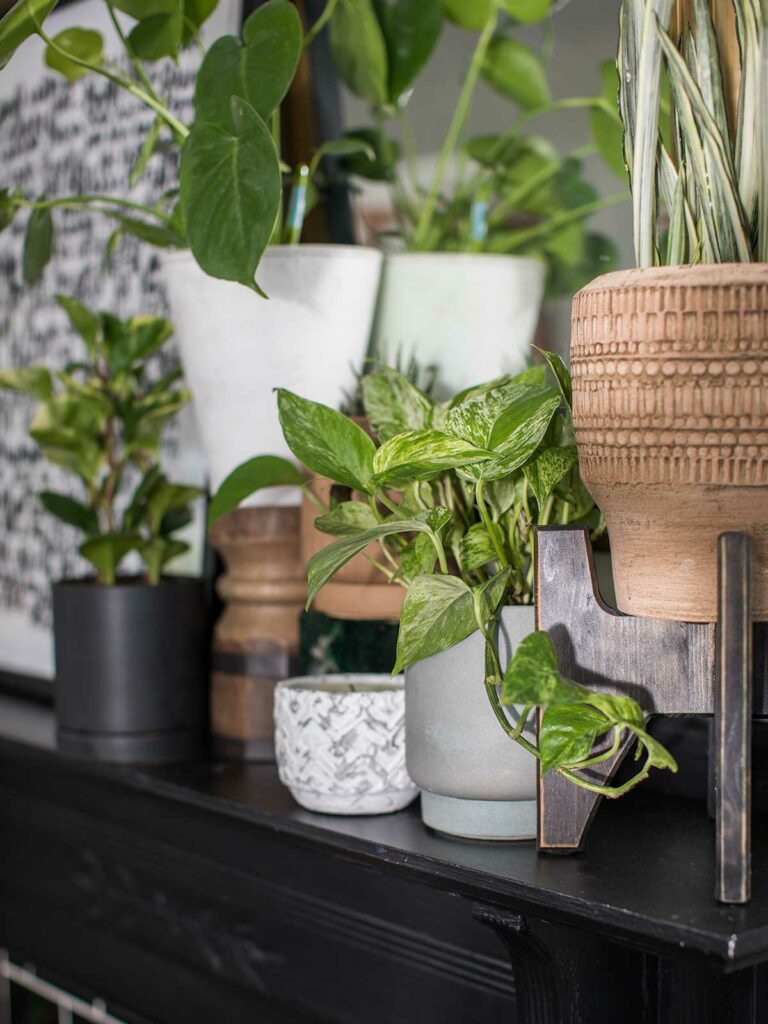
[0,0,241,682]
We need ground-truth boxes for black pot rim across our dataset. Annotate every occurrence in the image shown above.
[53,574,204,591]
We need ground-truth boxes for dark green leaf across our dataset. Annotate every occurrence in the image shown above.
[362,368,432,441]
[111,214,183,248]
[314,500,379,536]
[194,0,301,128]
[277,389,376,493]
[501,630,588,707]
[481,36,550,110]
[329,0,388,104]
[207,454,305,526]
[438,0,492,29]
[139,536,188,583]
[539,703,609,774]
[340,127,400,180]
[180,97,281,290]
[523,445,577,506]
[56,294,100,355]
[145,480,203,533]
[22,207,54,285]
[39,490,98,533]
[312,138,376,163]
[0,367,52,400]
[582,691,646,733]
[0,0,58,69]
[159,507,192,535]
[373,0,442,102]
[307,509,449,607]
[80,533,138,585]
[371,429,494,487]
[123,464,163,531]
[128,10,182,61]
[44,26,103,80]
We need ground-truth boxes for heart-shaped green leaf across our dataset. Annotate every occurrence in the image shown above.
[523,444,577,507]
[44,27,104,80]
[208,454,305,526]
[330,0,388,104]
[314,501,379,536]
[194,0,301,129]
[481,36,550,110]
[180,97,280,290]
[501,630,588,707]
[373,0,442,102]
[277,389,376,493]
[539,703,609,774]
[128,11,182,62]
[80,533,139,586]
[22,207,54,285]
[394,574,475,673]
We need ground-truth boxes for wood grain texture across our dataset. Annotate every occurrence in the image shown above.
[535,527,767,852]
[571,264,768,621]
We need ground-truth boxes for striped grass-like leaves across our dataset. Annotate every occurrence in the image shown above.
[619,0,766,266]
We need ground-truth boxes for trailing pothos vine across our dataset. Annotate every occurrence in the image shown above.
[209,355,677,798]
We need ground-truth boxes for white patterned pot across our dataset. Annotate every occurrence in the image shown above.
[274,674,417,815]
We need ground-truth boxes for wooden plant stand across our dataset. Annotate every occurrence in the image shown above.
[208,507,306,761]
[535,526,765,904]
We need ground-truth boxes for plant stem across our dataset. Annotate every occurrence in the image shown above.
[34,22,188,140]
[476,479,508,567]
[303,0,341,49]
[488,192,630,253]
[105,1,163,106]
[19,194,175,226]
[412,5,499,249]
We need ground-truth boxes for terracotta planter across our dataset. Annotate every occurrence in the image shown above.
[571,264,768,622]
[301,476,404,622]
[209,507,306,759]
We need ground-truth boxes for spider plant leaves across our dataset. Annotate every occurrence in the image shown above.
[180,96,281,291]
[307,508,450,609]
[656,20,750,262]
[371,429,494,487]
[207,454,305,526]
[194,0,302,130]
[362,368,433,441]
[481,36,550,110]
[277,389,377,493]
[330,0,388,105]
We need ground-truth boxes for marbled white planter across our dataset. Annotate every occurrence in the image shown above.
[274,675,417,815]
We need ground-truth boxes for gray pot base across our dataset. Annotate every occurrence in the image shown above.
[420,792,537,841]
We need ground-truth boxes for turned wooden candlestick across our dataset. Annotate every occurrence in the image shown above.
[209,507,306,761]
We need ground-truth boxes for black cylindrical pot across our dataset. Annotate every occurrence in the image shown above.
[52,576,209,763]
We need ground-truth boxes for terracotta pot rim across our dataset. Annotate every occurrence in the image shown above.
[577,262,768,296]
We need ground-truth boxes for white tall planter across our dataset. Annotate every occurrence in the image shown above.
[372,253,546,397]
[162,245,383,505]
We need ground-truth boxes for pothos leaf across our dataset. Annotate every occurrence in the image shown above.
[394,574,474,674]
[314,500,379,536]
[501,630,588,707]
[459,521,498,572]
[523,445,577,507]
[539,703,610,774]
[371,429,493,487]
[361,368,433,441]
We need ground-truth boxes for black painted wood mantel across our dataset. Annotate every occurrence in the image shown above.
[2,700,768,1024]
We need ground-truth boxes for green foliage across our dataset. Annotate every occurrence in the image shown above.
[207,455,306,526]
[0,297,200,585]
[0,0,58,69]
[44,27,103,80]
[618,0,765,266]
[481,36,550,110]
[22,207,54,285]
[212,353,674,800]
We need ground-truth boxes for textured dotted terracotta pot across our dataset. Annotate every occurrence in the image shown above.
[571,264,768,622]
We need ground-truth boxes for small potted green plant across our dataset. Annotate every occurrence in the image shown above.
[0,0,380,497]
[210,356,676,837]
[0,295,207,763]
[325,0,628,394]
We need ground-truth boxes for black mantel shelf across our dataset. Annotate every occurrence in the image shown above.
[2,698,768,1024]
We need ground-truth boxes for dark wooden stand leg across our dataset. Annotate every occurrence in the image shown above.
[715,533,753,905]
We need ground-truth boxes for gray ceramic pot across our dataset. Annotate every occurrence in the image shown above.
[405,605,537,841]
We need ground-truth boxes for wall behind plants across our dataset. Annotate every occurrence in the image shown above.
[0,0,238,677]
[341,0,631,354]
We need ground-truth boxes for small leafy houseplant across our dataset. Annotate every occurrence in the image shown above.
[0,296,202,585]
[568,1,768,623]
[326,0,628,293]
[0,0,372,290]
[0,296,207,762]
[210,358,677,801]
